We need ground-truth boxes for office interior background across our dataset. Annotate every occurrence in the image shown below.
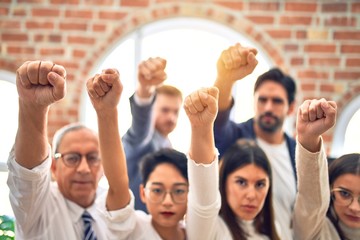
[1,0,360,219]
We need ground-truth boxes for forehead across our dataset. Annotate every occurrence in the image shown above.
[254,81,287,100]
[333,173,360,192]
[155,94,182,108]
[228,164,269,181]
[58,128,99,151]
[147,163,187,186]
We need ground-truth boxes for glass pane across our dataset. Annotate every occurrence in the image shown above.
[83,37,136,135]
[0,80,18,166]
[344,109,360,154]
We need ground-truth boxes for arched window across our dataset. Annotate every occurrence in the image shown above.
[0,70,17,217]
[331,96,360,157]
[81,17,272,152]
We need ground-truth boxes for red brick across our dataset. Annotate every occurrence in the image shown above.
[50,0,79,4]
[7,46,35,54]
[73,49,86,58]
[320,84,335,92]
[246,16,274,24]
[324,17,356,27]
[26,21,54,29]
[266,30,291,39]
[32,8,60,17]
[68,36,95,45]
[93,24,106,32]
[280,16,312,25]
[341,45,360,54]
[40,48,65,56]
[335,71,360,80]
[298,70,329,79]
[346,58,360,67]
[65,9,93,19]
[308,57,340,66]
[249,2,279,11]
[2,33,28,41]
[296,30,307,39]
[0,7,9,15]
[0,20,21,29]
[121,0,149,7]
[301,83,316,91]
[322,3,347,12]
[0,0,11,3]
[334,31,360,40]
[13,8,27,16]
[59,22,87,31]
[290,57,304,66]
[215,1,243,10]
[352,2,360,13]
[285,2,317,12]
[304,44,336,53]
[98,11,127,20]
[284,44,299,52]
[49,34,62,42]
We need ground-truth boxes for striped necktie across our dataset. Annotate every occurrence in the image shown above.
[81,211,97,240]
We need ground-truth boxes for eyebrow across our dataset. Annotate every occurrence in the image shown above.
[149,182,188,187]
[234,176,267,182]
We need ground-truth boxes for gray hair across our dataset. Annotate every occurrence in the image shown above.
[51,123,97,157]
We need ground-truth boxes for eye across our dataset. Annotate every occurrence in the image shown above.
[235,179,247,187]
[86,153,100,164]
[272,98,284,105]
[255,181,266,189]
[64,153,80,164]
[172,188,186,195]
[151,188,164,195]
[338,190,352,199]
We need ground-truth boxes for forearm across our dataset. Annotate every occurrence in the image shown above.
[97,109,130,210]
[189,125,215,164]
[15,100,49,169]
[214,77,233,111]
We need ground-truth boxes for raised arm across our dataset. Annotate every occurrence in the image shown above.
[87,69,130,210]
[15,61,66,169]
[136,57,167,98]
[184,87,219,163]
[296,98,337,152]
[214,43,258,110]
[293,98,337,240]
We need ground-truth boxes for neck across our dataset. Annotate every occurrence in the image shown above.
[152,221,185,240]
[254,124,284,144]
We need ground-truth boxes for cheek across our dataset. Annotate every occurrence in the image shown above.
[226,185,242,208]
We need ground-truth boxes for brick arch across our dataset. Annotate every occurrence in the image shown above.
[50,3,290,138]
[79,3,286,91]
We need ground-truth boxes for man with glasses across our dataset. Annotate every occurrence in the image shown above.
[7,61,132,239]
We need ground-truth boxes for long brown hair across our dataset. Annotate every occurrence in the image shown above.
[219,139,280,240]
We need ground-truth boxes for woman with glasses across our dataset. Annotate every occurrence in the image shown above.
[293,98,360,240]
[184,87,280,240]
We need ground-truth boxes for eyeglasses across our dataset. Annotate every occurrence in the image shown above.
[54,152,101,168]
[331,188,360,207]
[145,184,188,204]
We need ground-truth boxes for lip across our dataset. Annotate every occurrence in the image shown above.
[345,214,360,222]
[160,211,175,217]
[241,205,257,212]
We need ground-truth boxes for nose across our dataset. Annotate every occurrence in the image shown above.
[264,100,274,111]
[348,197,360,212]
[162,192,174,206]
[245,187,256,201]
[76,156,91,173]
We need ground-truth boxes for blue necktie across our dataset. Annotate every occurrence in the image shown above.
[82,211,97,240]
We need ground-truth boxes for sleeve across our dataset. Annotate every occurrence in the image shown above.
[97,190,137,239]
[122,93,156,146]
[213,99,239,157]
[186,154,221,240]
[292,138,330,240]
[7,144,52,232]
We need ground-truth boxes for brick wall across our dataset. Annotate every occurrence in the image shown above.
[1,0,360,150]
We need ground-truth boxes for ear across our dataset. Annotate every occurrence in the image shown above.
[287,101,296,116]
[51,158,57,180]
[139,184,147,204]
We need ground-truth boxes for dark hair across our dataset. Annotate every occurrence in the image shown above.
[327,153,360,239]
[140,148,188,185]
[254,68,296,105]
[219,139,279,240]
